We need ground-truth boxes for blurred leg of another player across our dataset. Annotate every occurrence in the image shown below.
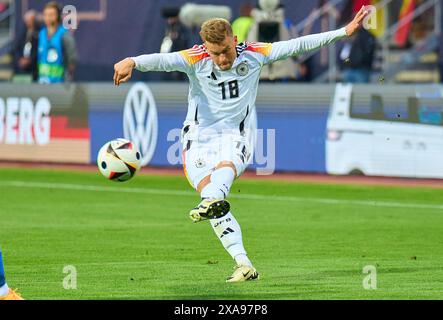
[0,249,24,300]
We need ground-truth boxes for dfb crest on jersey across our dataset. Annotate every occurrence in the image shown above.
[236,62,249,76]
[195,158,206,168]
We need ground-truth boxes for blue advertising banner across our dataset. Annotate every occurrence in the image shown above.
[89,83,329,174]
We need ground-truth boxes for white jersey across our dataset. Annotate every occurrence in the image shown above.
[131,27,348,135]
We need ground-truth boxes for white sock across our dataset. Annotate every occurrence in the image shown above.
[201,166,252,267]
[234,253,253,267]
[210,212,252,267]
[200,167,235,199]
[0,283,9,297]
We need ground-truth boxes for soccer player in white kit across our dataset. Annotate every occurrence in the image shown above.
[113,7,369,282]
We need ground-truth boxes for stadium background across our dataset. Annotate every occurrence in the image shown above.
[1,0,442,177]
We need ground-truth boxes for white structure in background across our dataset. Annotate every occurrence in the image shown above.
[247,0,297,80]
[326,83,443,178]
[179,3,232,29]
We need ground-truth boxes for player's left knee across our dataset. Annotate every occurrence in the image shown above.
[215,161,237,176]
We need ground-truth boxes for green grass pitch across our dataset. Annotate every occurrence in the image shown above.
[1,167,443,299]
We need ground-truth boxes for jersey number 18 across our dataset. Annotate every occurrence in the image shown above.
[218,80,239,100]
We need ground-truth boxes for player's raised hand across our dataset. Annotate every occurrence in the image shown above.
[345,6,370,37]
[113,58,135,86]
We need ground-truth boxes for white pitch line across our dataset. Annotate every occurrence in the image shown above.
[2,180,443,210]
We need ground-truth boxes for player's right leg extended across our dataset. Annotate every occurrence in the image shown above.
[190,162,259,282]
[182,136,259,282]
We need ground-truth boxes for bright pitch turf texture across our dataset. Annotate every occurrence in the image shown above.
[1,167,443,299]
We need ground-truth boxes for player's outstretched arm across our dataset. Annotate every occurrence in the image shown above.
[264,6,370,64]
[113,51,193,86]
[114,58,135,86]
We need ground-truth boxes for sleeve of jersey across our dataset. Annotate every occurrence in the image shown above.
[130,52,192,74]
[264,27,348,64]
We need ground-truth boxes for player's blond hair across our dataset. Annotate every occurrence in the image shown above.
[200,18,233,44]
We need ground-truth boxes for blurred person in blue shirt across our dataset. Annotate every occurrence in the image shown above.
[37,1,77,83]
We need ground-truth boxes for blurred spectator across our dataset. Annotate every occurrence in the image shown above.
[232,2,254,43]
[294,56,313,82]
[13,10,40,82]
[339,28,376,83]
[37,1,77,83]
[160,6,189,80]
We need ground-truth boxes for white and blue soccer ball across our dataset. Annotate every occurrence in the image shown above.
[97,138,141,182]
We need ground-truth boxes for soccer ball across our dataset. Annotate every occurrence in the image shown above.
[97,138,141,182]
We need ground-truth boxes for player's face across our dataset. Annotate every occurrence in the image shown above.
[205,36,238,71]
[43,7,59,27]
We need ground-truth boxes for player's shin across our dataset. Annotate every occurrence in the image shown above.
[199,167,252,267]
[210,212,252,267]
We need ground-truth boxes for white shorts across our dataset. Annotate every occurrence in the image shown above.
[181,127,253,189]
